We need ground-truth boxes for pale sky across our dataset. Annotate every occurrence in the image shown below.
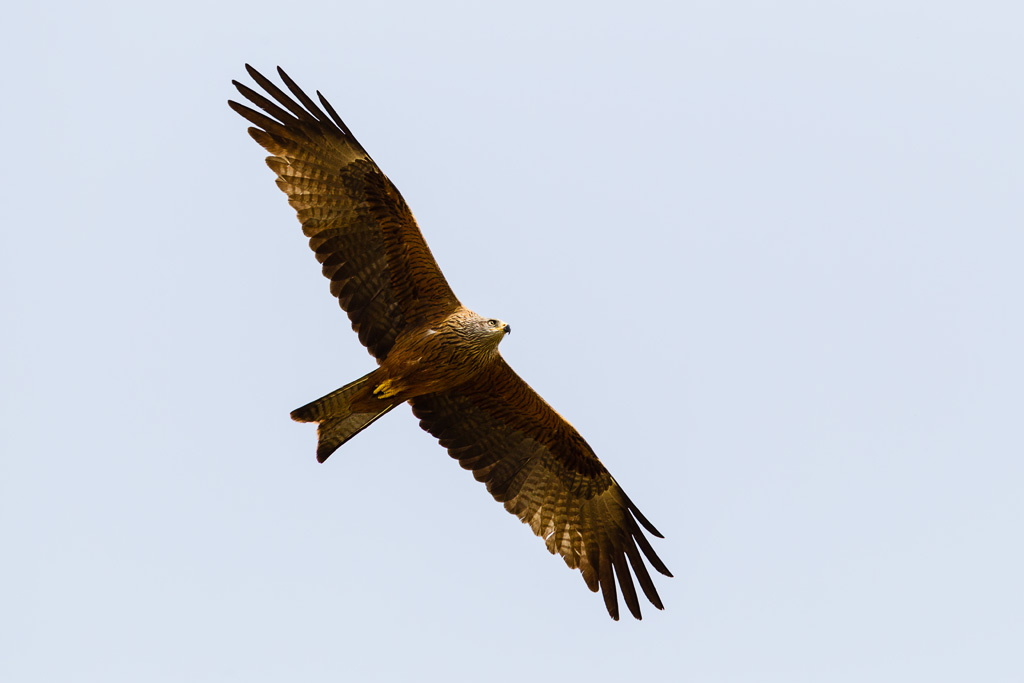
[3,1,1023,681]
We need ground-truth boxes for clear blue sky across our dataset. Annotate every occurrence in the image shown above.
[3,1,1022,681]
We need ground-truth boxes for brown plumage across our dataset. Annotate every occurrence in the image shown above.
[229,65,672,620]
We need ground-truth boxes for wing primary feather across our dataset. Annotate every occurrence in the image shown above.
[276,67,338,132]
[244,64,319,124]
[581,544,600,592]
[317,91,360,143]
[632,524,673,578]
[623,534,664,610]
[228,101,305,144]
[623,490,665,538]
[597,547,619,621]
[612,549,642,620]
[232,80,300,126]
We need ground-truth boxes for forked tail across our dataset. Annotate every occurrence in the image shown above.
[291,374,396,462]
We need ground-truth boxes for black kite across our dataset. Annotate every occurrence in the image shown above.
[229,66,671,620]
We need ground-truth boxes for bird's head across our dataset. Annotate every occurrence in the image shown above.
[483,316,511,342]
[466,313,511,351]
[449,309,512,356]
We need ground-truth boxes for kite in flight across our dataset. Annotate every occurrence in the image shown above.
[229,66,671,620]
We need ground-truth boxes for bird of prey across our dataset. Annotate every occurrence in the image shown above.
[229,65,671,620]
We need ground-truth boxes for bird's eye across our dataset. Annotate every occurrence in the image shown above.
[488,319,498,326]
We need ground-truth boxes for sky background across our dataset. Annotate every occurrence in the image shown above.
[3,1,1023,681]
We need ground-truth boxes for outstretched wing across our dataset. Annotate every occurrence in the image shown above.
[410,359,672,620]
[229,65,460,361]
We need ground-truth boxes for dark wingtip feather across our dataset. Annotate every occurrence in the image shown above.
[276,67,338,132]
[613,552,643,620]
[624,492,665,538]
[581,559,600,593]
[633,528,673,578]
[317,90,355,139]
[598,550,619,620]
[624,536,665,610]
[242,64,317,124]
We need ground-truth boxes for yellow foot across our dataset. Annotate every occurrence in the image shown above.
[373,378,400,399]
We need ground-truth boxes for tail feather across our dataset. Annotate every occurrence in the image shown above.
[290,374,396,462]
[312,407,394,462]
[290,376,370,423]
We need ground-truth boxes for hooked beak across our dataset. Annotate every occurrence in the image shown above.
[503,324,511,335]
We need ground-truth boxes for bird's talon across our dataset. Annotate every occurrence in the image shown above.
[373,379,398,398]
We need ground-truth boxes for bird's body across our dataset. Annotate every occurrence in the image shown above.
[230,66,671,620]
[354,309,510,410]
